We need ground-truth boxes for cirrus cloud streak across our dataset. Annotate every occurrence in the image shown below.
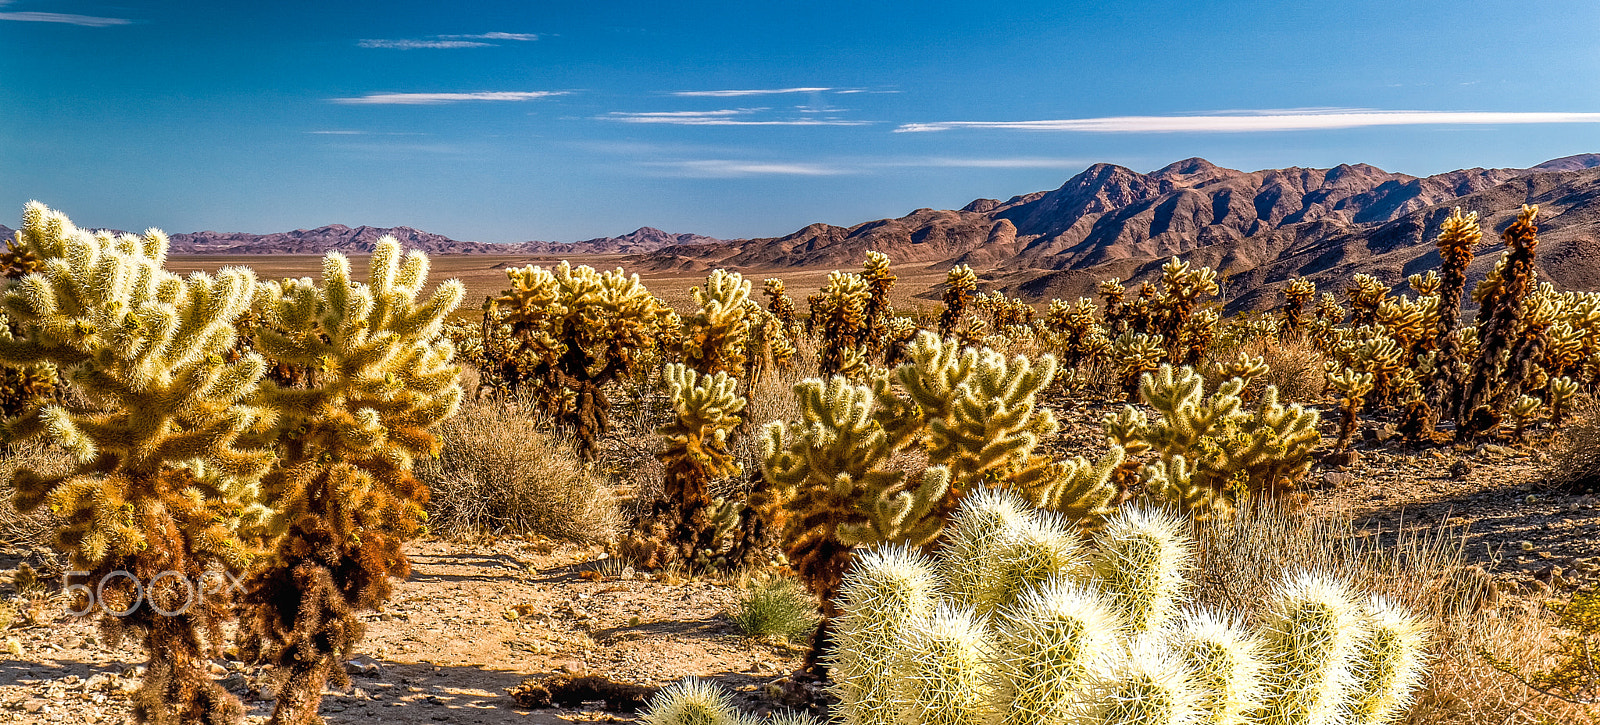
[601,109,869,126]
[0,10,129,26]
[896,110,1600,133]
[331,91,568,105]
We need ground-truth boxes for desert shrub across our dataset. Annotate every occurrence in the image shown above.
[0,442,70,552]
[1546,397,1600,495]
[1204,333,1326,405]
[732,575,818,644]
[418,396,619,542]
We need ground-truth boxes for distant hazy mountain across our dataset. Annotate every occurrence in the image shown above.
[0,223,726,256]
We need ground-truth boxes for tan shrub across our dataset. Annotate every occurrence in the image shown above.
[418,396,620,543]
[0,442,71,552]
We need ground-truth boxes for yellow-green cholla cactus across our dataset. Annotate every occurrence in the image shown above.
[238,238,464,725]
[0,202,274,725]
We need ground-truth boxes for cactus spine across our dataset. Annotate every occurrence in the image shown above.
[828,545,940,725]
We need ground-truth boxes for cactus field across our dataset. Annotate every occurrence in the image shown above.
[6,202,1600,725]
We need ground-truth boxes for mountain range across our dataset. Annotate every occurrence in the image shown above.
[0,223,726,256]
[625,153,1600,311]
[5,153,1600,311]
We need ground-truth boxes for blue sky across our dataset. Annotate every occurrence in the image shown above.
[3,0,1599,242]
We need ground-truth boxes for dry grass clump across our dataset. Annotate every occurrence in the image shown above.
[1547,396,1600,495]
[1202,333,1326,404]
[419,394,621,543]
[0,442,72,552]
[1192,498,1598,724]
[731,574,818,644]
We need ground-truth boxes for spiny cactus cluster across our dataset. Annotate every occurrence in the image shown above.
[940,264,978,335]
[1107,365,1321,518]
[0,203,464,725]
[645,491,1430,725]
[486,261,675,459]
[622,364,756,570]
[237,241,464,725]
[758,332,1123,613]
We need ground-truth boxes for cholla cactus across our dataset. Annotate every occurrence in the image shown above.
[625,364,748,570]
[1128,365,1321,517]
[1212,352,1269,390]
[899,605,994,725]
[1042,297,1109,367]
[0,202,273,725]
[760,333,1122,615]
[1505,394,1543,442]
[1255,572,1371,725]
[784,493,1430,725]
[828,545,940,725]
[1171,610,1267,725]
[1327,367,1374,451]
[1281,278,1317,334]
[1452,206,1542,439]
[1408,270,1442,298]
[815,270,872,376]
[1433,208,1481,347]
[682,269,752,378]
[940,265,978,335]
[238,239,464,725]
[759,375,951,611]
[1549,375,1580,431]
[763,278,801,335]
[1091,507,1190,634]
[641,678,742,725]
[861,252,897,358]
[881,316,919,367]
[1100,278,1129,334]
[1112,332,1166,400]
[1347,275,1391,328]
[488,261,673,459]
[747,305,797,385]
[990,580,1122,724]
[880,332,1122,523]
[1153,257,1221,362]
[1348,596,1432,725]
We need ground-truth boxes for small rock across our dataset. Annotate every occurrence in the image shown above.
[1448,460,1472,479]
[1322,472,1354,488]
[555,659,585,675]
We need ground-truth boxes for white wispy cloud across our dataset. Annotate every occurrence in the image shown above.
[444,31,540,41]
[358,39,493,49]
[639,156,1088,177]
[359,31,540,49]
[0,10,129,26]
[645,160,847,177]
[896,109,1600,133]
[672,87,835,97]
[331,91,568,105]
[601,109,869,126]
